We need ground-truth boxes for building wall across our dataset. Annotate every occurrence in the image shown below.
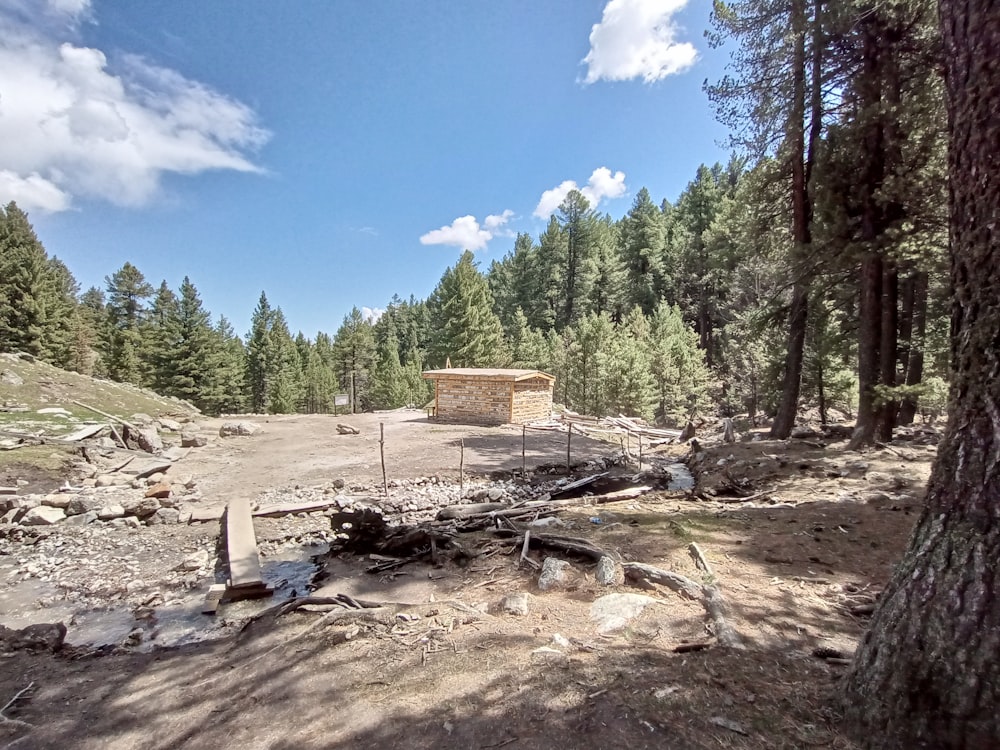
[433,376,554,425]
[435,376,512,425]
[510,378,554,424]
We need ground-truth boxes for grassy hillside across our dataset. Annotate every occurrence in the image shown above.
[0,352,200,487]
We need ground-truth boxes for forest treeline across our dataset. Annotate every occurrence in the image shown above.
[0,0,951,444]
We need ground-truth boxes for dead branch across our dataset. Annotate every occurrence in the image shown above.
[688,542,715,578]
[528,533,608,562]
[702,585,743,649]
[0,682,34,729]
[622,562,703,600]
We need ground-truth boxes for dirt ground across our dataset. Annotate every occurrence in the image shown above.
[0,411,936,750]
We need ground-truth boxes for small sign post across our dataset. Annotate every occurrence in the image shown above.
[334,393,349,416]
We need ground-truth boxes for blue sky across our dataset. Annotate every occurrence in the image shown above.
[0,0,730,338]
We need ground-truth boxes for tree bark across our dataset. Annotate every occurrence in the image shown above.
[842,1,1000,745]
[771,0,815,439]
[875,263,899,441]
[898,271,929,424]
[849,253,883,449]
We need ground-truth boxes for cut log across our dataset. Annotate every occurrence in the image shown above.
[622,562,703,600]
[436,502,510,520]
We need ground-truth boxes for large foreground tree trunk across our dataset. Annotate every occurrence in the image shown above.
[842,2,1000,746]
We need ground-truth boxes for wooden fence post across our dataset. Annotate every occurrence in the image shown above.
[459,438,465,497]
[566,424,573,473]
[522,425,527,476]
[380,422,388,497]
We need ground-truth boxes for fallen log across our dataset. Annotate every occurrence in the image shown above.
[623,562,703,600]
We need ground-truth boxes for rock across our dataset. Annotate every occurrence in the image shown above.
[487,487,504,502]
[595,556,620,585]
[147,507,180,525]
[133,498,162,519]
[145,483,171,499]
[123,516,141,529]
[550,633,572,649]
[41,493,72,508]
[158,494,180,509]
[130,413,155,426]
[97,505,125,521]
[146,473,166,485]
[137,427,163,453]
[0,369,24,386]
[336,423,360,435]
[219,421,262,437]
[158,418,182,432]
[95,475,116,488]
[66,495,103,516]
[590,593,661,635]
[501,592,530,616]
[0,622,66,653]
[37,406,72,416]
[62,510,98,526]
[538,558,572,591]
[1,508,19,524]
[180,427,207,447]
[530,646,567,663]
[21,506,66,525]
[178,549,210,571]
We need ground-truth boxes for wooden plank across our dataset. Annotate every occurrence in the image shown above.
[226,498,265,589]
[62,423,107,442]
[252,498,339,518]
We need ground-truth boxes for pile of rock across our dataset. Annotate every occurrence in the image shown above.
[1,474,199,528]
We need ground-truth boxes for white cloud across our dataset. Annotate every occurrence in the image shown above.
[361,306,384,324]
[420,210,513,252]
[484,209,514,233]
[533,167,627,218]
[0,3,269,213]
[582,0,698,84]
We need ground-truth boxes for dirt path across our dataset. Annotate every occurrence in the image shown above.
[181,410,614,509]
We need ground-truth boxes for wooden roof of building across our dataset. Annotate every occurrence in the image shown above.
[422,368,555,383]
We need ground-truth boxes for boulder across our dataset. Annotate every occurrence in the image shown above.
[336,423,360,435]
[219,421,263,437]
[178,549,210,571]
[130,413,155,426]
[145,483,172,499]
[147,507,180,525]
[590,593,661,635]
[180,427,207,447]
[538,558,572,591]
[501,592,530,616]
[0,369,24,386]
[133,498,162,519]
[66,495,104,516]
[62,510,98,526]
[158,418,182,432]
[21,506,66,525]
[94,475,116,488]
[41,493,72,509]
[595,556,620,586]
[97,505,125,521]
[137,427,163,453]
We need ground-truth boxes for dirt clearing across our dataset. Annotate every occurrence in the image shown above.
[0,412,933,749]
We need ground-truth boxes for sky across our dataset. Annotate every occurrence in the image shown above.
[0,0,732,338]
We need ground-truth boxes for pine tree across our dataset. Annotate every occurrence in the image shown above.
[245,291,275,413]
[332,307,376,412]
[649,302,713,424]
[145,281,180,394]
[370,327,408,409]
[169,277,220,409]
[206,316,247,415]
[603,308,656,420]
[427,251,507,367]
[267,308,303,414]
[621,188,668,315]
[105,262,153,384]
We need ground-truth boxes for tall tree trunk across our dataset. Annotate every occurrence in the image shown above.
[850,253,883,449]
[842,1,1000,745]
[771,0,813,438]
[875,263,899,441]
[898,271,929,424]
[848,17,886,450]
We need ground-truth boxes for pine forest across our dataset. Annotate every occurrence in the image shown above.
[0,0,951,452]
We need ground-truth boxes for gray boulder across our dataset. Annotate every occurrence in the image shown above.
[538,558,572,591]
[66,495,104,516]
[21,506,66,525]
[219,421,263,437]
